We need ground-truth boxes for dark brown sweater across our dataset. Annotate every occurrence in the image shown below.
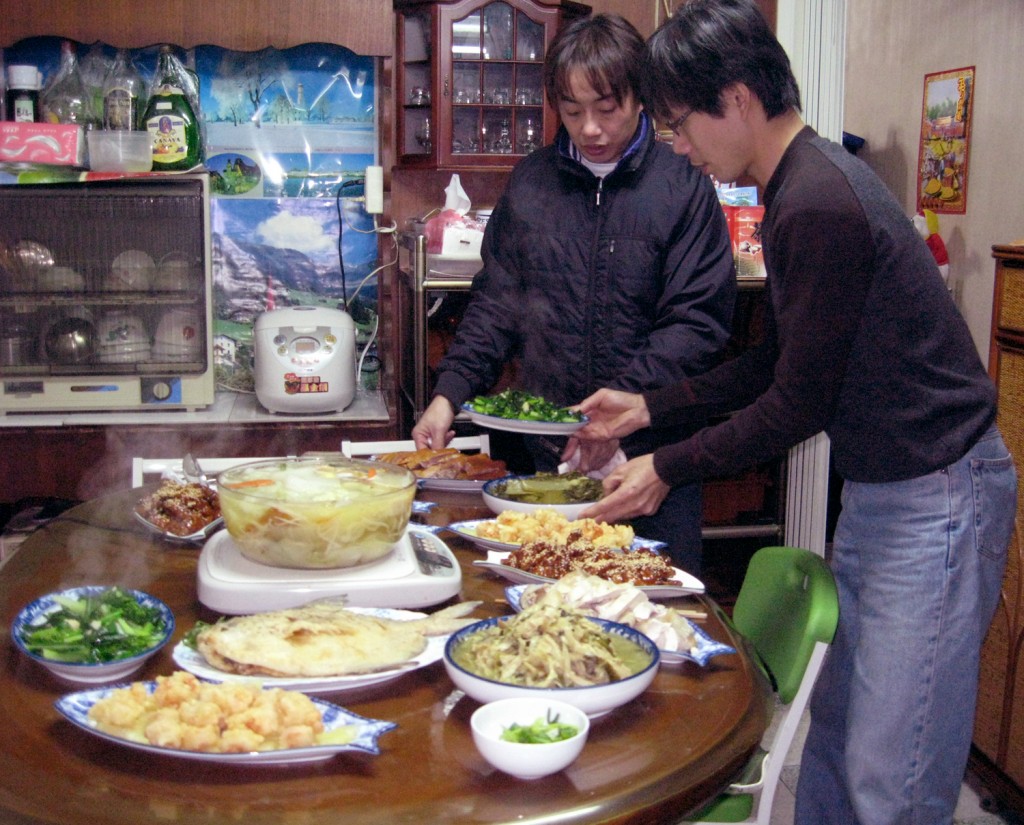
[646,126,995,486]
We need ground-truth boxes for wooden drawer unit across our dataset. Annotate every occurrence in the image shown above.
[974,243,1024,804]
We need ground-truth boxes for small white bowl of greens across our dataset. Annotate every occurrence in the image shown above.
[11,586,174,684]
[470,697,590,780]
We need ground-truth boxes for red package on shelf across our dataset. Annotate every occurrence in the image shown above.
[0,122,85,166]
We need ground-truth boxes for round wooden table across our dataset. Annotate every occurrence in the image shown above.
[0,487,770,825]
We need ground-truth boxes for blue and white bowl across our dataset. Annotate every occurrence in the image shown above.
[444,615,659,718]
[11,586,174,684]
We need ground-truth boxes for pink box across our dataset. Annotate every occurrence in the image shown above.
[0,122,85,166]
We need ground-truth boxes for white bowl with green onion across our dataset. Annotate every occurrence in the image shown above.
[11,586,174,684]
[470,697,590,780]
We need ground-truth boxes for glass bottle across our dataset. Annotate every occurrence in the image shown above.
[142,46,201,171]
[102,49,144,131]
[5,65,42,123]
[78,43,110,127]
[41,41,97,128]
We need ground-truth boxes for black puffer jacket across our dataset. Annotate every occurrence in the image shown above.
[434,114,736,452]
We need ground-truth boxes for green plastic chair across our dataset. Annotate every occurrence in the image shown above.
[685,545,840,824]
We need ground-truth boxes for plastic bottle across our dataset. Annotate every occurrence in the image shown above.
[5,64,42,123]
[102,49,144,130]
[41,41,97,128]
[142,46,201,171]
[78,43,110,126]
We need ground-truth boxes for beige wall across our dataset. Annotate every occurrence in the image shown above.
[844,0,1024,364]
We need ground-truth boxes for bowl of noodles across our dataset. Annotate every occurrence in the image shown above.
[444,604,659,717]
[216,456,417,569]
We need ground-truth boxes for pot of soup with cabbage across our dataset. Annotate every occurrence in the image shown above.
[216,457,416,568]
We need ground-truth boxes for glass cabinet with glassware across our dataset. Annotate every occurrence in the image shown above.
[394,0,589,168]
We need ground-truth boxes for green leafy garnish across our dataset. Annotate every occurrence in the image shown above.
[468,389,583,424]
[18,587,168,664]
[500,711,579,744]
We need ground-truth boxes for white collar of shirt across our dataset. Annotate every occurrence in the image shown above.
[568,139,618,179]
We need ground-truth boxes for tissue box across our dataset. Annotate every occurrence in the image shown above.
[0,122,86,166]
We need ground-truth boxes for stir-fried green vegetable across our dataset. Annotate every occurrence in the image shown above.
[19,587,168,663]
[468,389,583,423]
[500,711,580,744]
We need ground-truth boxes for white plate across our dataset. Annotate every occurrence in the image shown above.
[461,405,588,436]
[473,550,704,598]
[446,519,667,555]
[133,510,224,544]
[55,683,397,764]
[173,607,448,694]
[417,477,488,493]
[503,585,731,665]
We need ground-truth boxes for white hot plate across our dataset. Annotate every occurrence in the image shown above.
[197,525,462,614]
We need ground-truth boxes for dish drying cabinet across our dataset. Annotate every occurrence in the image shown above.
[0,174,215,413]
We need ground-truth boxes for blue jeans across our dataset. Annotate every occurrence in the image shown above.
[795,426,1016,825]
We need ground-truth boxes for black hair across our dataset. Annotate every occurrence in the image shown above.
[642,0,801,122]
[544,14,646,107]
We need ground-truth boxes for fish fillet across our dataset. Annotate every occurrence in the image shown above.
[196,600,482,677]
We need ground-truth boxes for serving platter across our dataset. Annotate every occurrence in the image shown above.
[473,550,704,597]
[446,519,666,555]
[504,585,731,666]
[416,477,489,493]
[460,405,588,436]
[133,510,224,543]
[55,683,397,765]
[173,607,449,694]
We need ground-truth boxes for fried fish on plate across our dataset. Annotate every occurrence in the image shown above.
[195,600,482,678]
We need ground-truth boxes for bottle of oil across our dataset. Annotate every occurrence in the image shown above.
[142,46,200,171]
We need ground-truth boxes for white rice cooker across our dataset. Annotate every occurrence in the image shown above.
[253,306,356,414]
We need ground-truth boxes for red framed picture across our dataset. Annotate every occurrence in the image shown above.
[917,66,975,214]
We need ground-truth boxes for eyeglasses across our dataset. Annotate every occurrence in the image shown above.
[663,109,694,136]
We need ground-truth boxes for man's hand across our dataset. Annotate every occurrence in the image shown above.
[574,388,651,442]
[578,454,669,524]
[412,396,456,450]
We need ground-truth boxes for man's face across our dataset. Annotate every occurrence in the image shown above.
[662,95,750,184]
[556,69,642,164]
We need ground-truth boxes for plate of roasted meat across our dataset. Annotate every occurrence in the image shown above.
[373,447,508,492]
[134,479,222,543]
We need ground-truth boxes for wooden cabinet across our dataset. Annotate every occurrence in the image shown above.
[974,242,1024,806]
[2,1,393,54]
[394,0,588,168]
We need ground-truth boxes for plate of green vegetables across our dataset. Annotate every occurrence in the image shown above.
[462,390,587,435]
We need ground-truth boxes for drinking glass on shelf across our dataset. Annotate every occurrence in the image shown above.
[493,119,513,154]
[415,116,432,151]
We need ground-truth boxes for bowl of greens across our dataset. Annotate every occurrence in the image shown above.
[483,472,604,521]
[470,697,590,780]
[11,586,174,684]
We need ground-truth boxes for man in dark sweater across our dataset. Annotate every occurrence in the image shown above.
[574,1,1017,822]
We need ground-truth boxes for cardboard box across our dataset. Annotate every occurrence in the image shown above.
[723,204,766,279]
[0,122,85,167]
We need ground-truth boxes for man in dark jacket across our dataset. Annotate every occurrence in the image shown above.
[412,13,736,572]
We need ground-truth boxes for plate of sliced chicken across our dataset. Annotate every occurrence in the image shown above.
[373,447,509,492]
[173,600,482,694]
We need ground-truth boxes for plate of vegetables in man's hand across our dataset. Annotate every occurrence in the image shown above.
[462,389,587,435]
